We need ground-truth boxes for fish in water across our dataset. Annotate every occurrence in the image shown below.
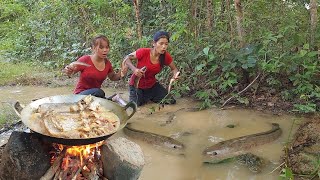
[123,123,185,155]
[203,123,282,164]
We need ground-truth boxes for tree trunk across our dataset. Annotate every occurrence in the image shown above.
[191,0,198,38]
[79,6,94,43]
[226,0,234,46]
[133,0,142,39]
[234,0,249,83]
[206,0,213,32]
[234,0,245,48]
[310,0,317,48]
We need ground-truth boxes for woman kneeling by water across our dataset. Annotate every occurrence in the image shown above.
[122,31,180,106]
[63,35,123,98]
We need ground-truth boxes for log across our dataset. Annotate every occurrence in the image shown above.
[101,137,145,180]
[87,160,100,180]
[40,149,66,180]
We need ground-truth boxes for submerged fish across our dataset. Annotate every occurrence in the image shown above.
[203,123,282,163]
[123,123,185,154]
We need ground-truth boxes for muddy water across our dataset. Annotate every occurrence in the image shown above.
[0,86,304,180]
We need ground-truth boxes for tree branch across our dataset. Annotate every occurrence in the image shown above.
[221,73,261,108]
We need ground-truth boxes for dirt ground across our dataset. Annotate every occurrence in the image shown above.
[280,119,320,179]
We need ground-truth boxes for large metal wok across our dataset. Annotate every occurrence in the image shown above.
[16,94,136,145]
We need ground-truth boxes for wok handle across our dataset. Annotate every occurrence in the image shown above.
[123,101,137,119]
[13,101,24,117]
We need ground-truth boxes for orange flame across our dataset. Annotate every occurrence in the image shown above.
[60,141,104,168]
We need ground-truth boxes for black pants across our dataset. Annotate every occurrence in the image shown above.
[78,88,105,98]
[129,82,176,106]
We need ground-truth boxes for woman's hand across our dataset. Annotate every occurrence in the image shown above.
[133,67,147,77]
[168,71,180,92]
[171,71,180,81]
[62,64,76,77]
[120,59,128,78]
[62,61,90,77]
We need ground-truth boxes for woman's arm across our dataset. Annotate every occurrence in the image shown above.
[168,62,180,79]
[108,70,122,81]
[62,61,84,77]
[123,52,145,77]
[109,54,138,81]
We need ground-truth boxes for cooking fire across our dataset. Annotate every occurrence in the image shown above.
[0,95,143,180]
[44,141,105,180]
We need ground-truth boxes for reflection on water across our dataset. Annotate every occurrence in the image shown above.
[0,86,304,180]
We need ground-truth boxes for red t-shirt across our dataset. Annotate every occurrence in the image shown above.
[129,48,173,89]
[73,55,113,94]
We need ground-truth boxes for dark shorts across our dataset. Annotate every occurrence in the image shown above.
[129,82,176,106]
[78,88,106,98]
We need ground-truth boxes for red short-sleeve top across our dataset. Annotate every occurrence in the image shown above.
[73,55,113,94]
[129,48,173,89]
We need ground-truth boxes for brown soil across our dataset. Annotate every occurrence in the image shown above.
[281,119,320,179]
[0,145,4,163]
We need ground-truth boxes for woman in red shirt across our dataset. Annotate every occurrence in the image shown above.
[63,35,122,98]
[123,31,180,106]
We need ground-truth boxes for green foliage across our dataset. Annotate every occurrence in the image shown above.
[279,167,294,180]
[0,0,319,113]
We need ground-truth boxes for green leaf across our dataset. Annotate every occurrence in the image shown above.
[195,64,205,71]
[300,50,308,57]
[303,43,310,50]
[307,51,318,57]
[241,64,248,69]
[208,53,215,62]
[203,47,210,56]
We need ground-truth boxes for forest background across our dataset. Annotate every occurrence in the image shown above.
[0,0,319,114]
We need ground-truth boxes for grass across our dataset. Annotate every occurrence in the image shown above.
[0,61,54,86]
[0,61,37,85]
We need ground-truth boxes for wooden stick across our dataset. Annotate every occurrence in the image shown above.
[221,73,261,108]
[87,160,100,180]
[40,149,66,180]
[52,168,61,180]
[71,165,83,180]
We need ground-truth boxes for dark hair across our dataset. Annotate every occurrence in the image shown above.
[159,53,165,68]
[91,35,110,48]
[153,31,170,68]
[153,31,170,42]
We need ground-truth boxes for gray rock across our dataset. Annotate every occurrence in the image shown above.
[101,137,145,180]
[0,131,51,180]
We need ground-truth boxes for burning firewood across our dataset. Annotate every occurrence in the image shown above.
[86,159,101,180]
[71,162,85,180]
[40,148,67,180]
